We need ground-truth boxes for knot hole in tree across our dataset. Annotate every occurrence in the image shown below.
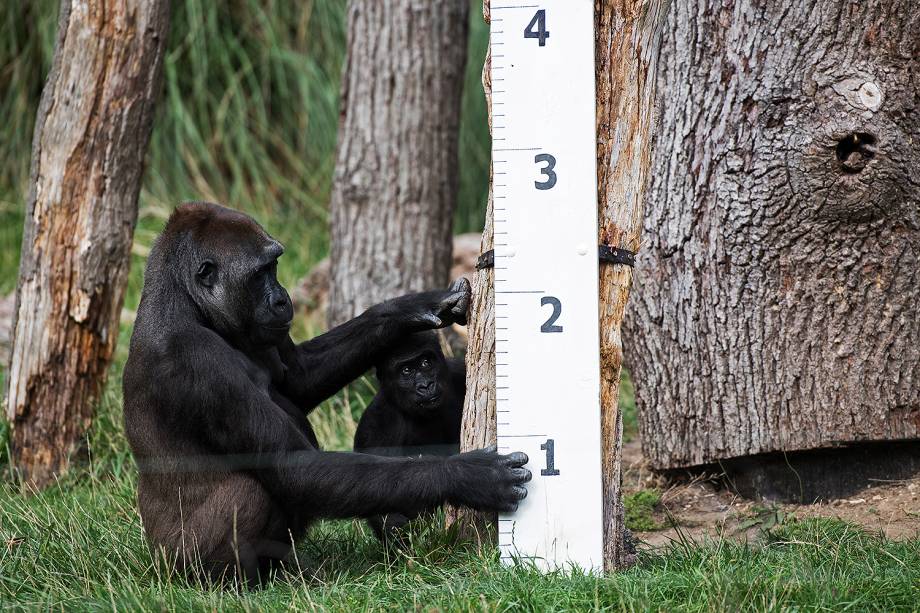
[835,132,877,174]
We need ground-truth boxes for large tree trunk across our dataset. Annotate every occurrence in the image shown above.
[327,0,469,327]
[451,0,668,571]
[627,0,920,489]
[6,0,170,488]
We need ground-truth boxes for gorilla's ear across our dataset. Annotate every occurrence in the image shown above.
[196,260,217,288]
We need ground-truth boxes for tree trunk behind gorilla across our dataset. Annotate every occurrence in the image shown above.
[626,0,920,489]
[328,0,470,327]
[5,0,170,488]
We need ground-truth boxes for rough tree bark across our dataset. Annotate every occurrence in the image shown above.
[447,1,496,542]
[595,0,668,571]
[328,0,469,327]
[626,0,920,493]
[6,0,170,488]
[451,0,669,571]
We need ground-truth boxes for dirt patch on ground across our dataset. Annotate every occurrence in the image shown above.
[622,439,920,549]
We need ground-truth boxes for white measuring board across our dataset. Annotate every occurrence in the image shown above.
[490,1,603,572]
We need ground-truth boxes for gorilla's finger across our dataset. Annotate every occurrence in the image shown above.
[510,467,532,483]
[416,313,443,328]
[448,278,469,293]
[512,486,528,501]
[435,292,464,321]
[482,444,498,453]
[504,452,529,467]
[451,290,470,324]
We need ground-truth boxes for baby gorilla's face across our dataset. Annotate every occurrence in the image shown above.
[395,351,442,407]
[379,333,449,417]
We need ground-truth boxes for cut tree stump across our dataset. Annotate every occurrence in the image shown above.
[625,0,920,500]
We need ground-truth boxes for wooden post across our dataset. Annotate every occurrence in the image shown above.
[6,0,170,488]
[594,0,669,571]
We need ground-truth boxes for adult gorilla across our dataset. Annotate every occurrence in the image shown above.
[123,202,529,586]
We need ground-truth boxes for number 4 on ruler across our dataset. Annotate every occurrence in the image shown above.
[524,10,550,46]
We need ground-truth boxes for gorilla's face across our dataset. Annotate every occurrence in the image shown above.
[379,333,449,417]
[242,253,294,346]
[188,207,293,348]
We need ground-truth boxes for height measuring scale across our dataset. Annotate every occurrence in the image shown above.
[490,2,604,571]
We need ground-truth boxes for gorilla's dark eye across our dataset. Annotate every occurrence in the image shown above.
[196,260,217,287]
[420,359,431,369]
[401,366,412,376]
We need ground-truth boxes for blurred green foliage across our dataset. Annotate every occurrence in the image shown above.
[0,0,491,298]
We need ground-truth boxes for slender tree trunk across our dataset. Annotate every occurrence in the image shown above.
[451,0,669,571]
[328,0,469,327]
[446,0,496,541]
[595,0,668,571]
[6,0,170,488]
[626,0,920,474]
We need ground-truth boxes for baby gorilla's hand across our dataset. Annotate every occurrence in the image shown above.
[445,446,531,513]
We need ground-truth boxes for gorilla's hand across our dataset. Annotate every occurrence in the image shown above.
[386,278,472,330]
[444,447,531,513]
[435,278,471,326]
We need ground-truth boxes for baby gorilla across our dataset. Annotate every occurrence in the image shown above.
[354,331,465,542]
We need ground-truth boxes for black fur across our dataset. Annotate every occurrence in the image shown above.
[123,202,530,587]
[354,332,465,542]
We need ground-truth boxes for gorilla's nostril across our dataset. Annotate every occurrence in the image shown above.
[836,132,877,174]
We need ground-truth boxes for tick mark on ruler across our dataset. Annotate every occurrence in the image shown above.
[501,434,547,438]
[494,147,541,152]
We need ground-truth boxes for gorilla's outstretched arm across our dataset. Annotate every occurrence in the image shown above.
[160,329,527,519]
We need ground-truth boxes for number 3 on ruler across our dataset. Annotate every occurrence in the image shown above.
[541,439,560,476]
[534,153,557,190]
[524,9,550,47]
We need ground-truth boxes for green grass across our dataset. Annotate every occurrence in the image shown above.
[3,464,918,610]
[2,2,919,611]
